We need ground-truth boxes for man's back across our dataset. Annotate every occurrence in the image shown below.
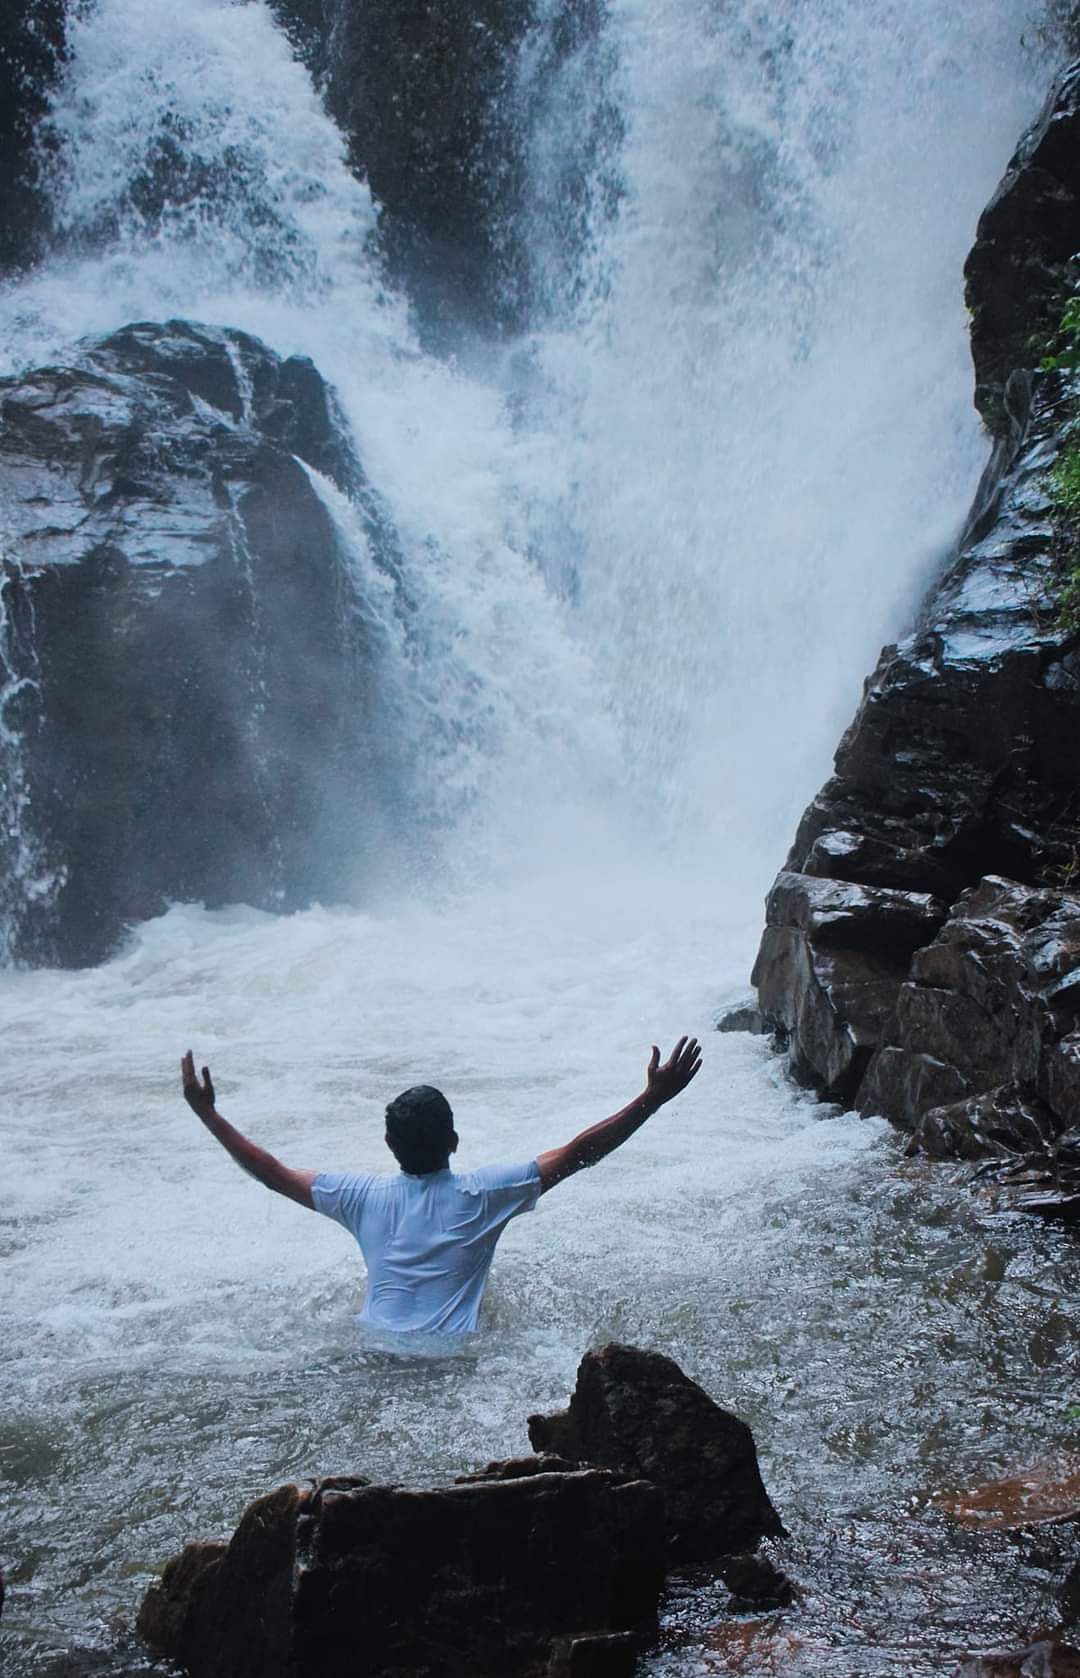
[311,1162,541,1333]
[180,1037,700,1335]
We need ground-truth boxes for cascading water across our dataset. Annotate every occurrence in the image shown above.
[2,4,1079,1676]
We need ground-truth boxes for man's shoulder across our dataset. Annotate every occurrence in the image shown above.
[455,1160,540,1194]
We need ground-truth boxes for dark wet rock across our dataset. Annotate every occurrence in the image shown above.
[0,318,399,966]
[966,62,1080,435]
[751,873,946,1100]
[1062,1558,1080,1626]
[849,881,1080,1211]
[717,1552,798,1612]
[547,1631,640,1678]
[954,1640,1080,1678]
[271,0,533,339]
[271,0,619,343]
[527,1343,783,1563]
[714,1001,769,1035]
[138,1463,665,1678]
[911,1084,1060,1162]
[0,1,67,274]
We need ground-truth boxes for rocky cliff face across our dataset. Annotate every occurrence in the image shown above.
[749,66,1080,1221]
[0,0,67,274]
[0,319,396,967]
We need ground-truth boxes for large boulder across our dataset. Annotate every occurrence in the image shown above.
[0,1,67,274]
[527,1343,783,1563]
[0,318,398,966]
[137,1463,666,1678]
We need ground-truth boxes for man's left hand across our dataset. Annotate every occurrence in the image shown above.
[182,1049,217,1118]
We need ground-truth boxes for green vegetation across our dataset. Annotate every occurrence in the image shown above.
[1041,295,1080,373]
[1040,292,1080,626]
[1048,437,1080,626]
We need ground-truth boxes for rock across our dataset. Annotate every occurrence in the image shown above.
[939,1459,1080,1530]
[965,62,1080,434]
[270,0,616,342]
[715,1001,769,1035]
[751,873,946,1100]
[547,1631,640,1678]
[718,1552,798,1611]
[954,1640,1080,1678]
[0,319,398,966]
[910,1085,1060,1162]
[138,1462,665,1678]
[0,1,67,273]
[1062,1559,1080,1626]
[270,0,534,339]
[854,881,1080,1214]
[527,1343,783,1563]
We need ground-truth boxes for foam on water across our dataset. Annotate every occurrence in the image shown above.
[3,883,1079,1675]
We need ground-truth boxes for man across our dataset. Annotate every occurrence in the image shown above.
[180,1037,702,1335]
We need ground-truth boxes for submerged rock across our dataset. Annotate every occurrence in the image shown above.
[527,1342,784,1563]
[955,1641,1080,1678]
[939,1458,1080,1530]
[0,318,400,966]
[137,1462,666,1678]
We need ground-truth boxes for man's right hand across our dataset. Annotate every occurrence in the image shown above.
[182,1050,217,1118]
[644,1036,702,1108]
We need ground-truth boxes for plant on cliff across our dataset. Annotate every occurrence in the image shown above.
[1040,294,1080,373]
[1045,431,1080,625]
[1040,291,1080,624]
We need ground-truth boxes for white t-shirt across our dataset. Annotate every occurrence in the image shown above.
[311,1161,542,1334]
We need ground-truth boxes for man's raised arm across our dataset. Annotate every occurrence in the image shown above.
[180,1050,317,1209]
[535,1036,702,1194]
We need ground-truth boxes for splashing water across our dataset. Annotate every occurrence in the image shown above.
[2,4,1078,1676]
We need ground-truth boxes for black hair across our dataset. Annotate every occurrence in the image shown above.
[384,1085,456,1175]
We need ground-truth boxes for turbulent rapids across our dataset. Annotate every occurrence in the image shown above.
[2,1,1080,1674]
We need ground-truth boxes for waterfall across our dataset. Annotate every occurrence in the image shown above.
[7,10,1080,1678]
[507,0,1048,874]
[0,0,1049,930]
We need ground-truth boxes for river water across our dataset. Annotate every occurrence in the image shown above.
[1,1,1078,1674]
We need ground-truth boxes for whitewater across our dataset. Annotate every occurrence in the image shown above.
[2,1,1080,1673]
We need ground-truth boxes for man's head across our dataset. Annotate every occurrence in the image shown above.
[385,1085,458,1175]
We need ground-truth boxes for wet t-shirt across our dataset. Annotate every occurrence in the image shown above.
[310,1162,541,1334]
